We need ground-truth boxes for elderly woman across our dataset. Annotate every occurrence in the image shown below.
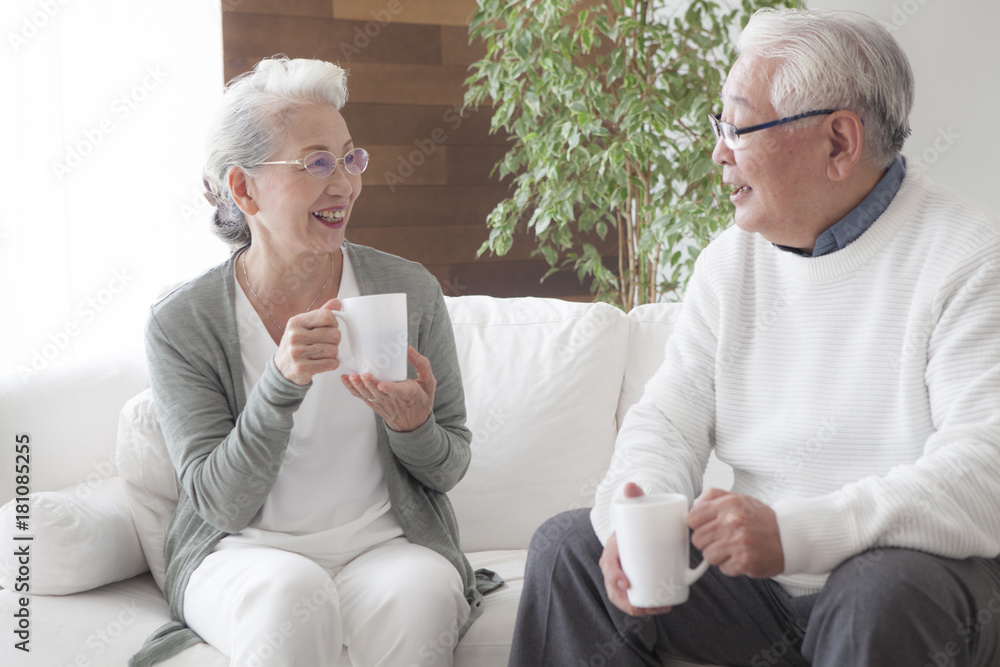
[130,56,489,667]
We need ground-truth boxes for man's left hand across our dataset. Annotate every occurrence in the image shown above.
[688,488,784,578]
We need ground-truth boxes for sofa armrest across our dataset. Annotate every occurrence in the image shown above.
[0,477,149,595]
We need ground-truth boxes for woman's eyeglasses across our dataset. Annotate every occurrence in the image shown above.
[257,148,370,178]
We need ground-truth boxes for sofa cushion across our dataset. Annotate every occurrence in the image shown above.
[0,478,148,594]
[115,388,178,591]
[445,296,630,551]
[620,303,734,493]
[618,302,683,429]
[0,350,149,505]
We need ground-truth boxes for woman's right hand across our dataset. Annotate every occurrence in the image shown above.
[273,299,343,385]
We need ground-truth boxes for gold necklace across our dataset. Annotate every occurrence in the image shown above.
[241,249,335,333]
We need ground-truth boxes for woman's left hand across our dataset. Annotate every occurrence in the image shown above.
[341,346,436,433]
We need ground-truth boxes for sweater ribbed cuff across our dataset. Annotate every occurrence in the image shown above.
[386,411,443,467]
[773,493,855,576]
[259,357,311,408]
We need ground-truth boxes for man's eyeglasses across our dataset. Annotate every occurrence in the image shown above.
[258,148,370,178]
[709,110,835,150]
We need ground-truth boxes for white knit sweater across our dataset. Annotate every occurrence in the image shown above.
[593,167,1000,595]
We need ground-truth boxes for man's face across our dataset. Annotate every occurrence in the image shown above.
[712,56,832,250]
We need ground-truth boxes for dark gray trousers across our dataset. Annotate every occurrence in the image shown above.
[508,509,1000,667]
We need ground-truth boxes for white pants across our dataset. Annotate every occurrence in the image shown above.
[182,536,469,667]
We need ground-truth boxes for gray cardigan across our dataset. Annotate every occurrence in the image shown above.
[130,242,488,666]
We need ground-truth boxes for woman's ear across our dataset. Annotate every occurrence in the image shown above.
[826,110,865,182]
[227,166,260,216]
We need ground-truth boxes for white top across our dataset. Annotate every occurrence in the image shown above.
[221,249,404,571]
[592,167,1000,596]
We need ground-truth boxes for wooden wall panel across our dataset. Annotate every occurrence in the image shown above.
[349,185,508,227]
[223,13,441,67]
[222,0,593,299]
[440,25,485,66]
[332,0,478,27]
[341,104,504,146]
[226,0,332,18]
[363,144,448,187]
[426,261,597,301]
[348,226,537,265]
[341,63,468,106]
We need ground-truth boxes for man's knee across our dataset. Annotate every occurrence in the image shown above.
[528,508,597,562]
[827,547,965,610]
[813,548,972,643]
[805,549,999,666]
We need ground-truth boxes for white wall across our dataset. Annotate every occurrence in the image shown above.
[807,0,1000,212]
[0,1,226,379]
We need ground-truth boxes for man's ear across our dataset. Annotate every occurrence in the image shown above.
[826,111,865,182]
[228,166,259,216]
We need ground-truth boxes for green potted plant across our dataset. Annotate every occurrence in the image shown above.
[465,0,799,308]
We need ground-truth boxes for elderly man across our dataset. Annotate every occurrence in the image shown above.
[507,8,1000,667]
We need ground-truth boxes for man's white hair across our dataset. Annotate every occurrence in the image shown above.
[737,8,913,169]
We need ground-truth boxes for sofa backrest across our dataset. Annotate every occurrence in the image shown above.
[618,302,682,429]
[617,302,734,492]
[446,295,632,552]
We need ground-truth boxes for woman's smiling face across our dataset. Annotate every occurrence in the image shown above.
[244,103,363,255]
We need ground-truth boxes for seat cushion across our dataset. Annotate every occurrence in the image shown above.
[458,550,529,664]
[0,573,190,666]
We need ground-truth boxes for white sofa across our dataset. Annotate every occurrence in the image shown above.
[0,294,732,667]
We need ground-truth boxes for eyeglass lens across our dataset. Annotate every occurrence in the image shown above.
[304,148,369,177]
[710,116,738,149]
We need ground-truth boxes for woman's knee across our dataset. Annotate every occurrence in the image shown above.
[373,549,466,621]
[342,546,467,666]
[251,557,340,627]
[187,548,342,665]
[250,561,342,665]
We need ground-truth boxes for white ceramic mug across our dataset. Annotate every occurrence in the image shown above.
[612,492,710,607]
[331,293,408,382]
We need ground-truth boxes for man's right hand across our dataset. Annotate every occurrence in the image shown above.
[598,482,674,617]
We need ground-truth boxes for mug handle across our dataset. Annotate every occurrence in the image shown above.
[329,310,357,375]
[684,558,710,586]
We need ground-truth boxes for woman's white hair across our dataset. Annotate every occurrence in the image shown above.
[737,8,913,169]
[203,55,349,249]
